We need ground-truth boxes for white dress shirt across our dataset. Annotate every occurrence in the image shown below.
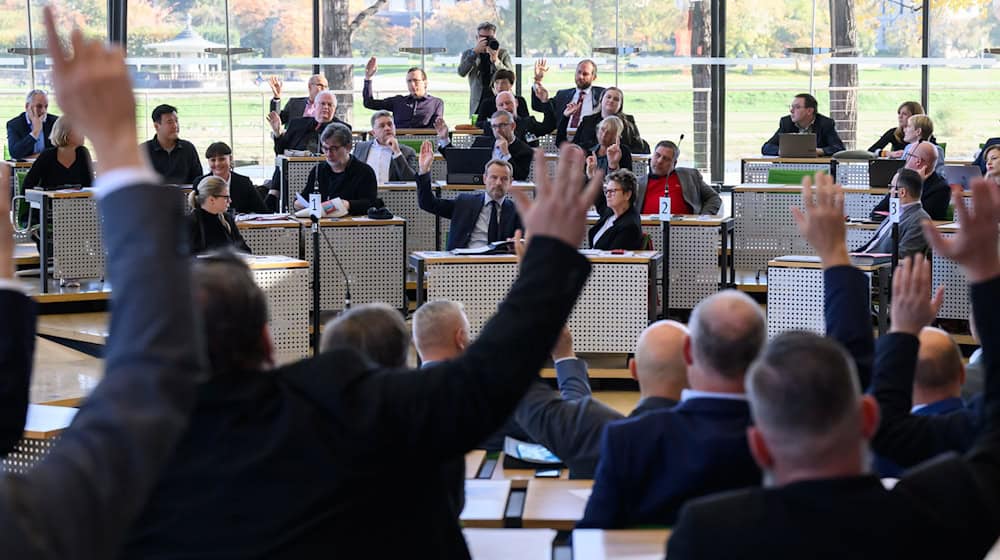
[364,141,394,184]
[468,193,500,248]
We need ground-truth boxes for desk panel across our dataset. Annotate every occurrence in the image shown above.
[378,183,438,253]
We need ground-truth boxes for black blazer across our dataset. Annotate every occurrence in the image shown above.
[6,112,58,160]
[188,207,251,255]
[870,171,950,221]
[588,207,643,250]
[193,172,269,215]
[274,117,352,155]
[301,156,378,215]
[416,172,522,250]
[0,290,33,457]
[474,94,530,129]
[468,135,533,181]
[560,112,647,153]
[271,96,308,125]
[761,113,845,156]
[21,146,93,189]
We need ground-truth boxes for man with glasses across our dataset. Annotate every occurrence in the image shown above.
[271,90,350,156]
[363,58,444,129]
[870,141,950,220]
[267,73,329,127]
[484,91,556,149]
[293,122,376,216]
[352,110,418,183]
[458,21,513,117]
[761,93,844,156]
[435,110,533,181]
[855,168,931,258]
[6,89,59,159]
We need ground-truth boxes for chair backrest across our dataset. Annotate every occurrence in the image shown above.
[641,232,654,251]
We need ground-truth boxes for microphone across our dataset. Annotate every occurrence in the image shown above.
[677,133,685,147]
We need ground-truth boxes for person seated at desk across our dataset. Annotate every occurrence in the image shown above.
[268,73,328,127]
[188,176,251,255]
[141,104,203,185]
[856,168,931,259]
[363,57,444,129]
[21,115,93,190]
[761,93,844,156]
[270,90,350,156]
[352,110,417,183]
[295,123,377,216]
[897,114,945,177]
[974,136,1000,174]
[473,69,529,130]
[590,169,643,250]
[415,140,522,251]
[531,58,605,144]
[584,116,633,179]
[193,141,272,214]
[482,91,555,149]
[559,87,647,154]
[435,112,533,181]
[636,140,721,216]
[983,144,1000,187]
[868,101,932,157]
[7,89,59,160]
[871,141,949,221]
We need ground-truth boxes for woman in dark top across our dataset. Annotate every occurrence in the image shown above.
[295,122,377,217]
[589,168,644,250]
[192,142,274,214]
[868,101,934,157]
[188,176,251,255]
[22,115,93,189]
[558,87,648,153]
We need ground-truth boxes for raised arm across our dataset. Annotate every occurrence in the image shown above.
[415,140,455,218]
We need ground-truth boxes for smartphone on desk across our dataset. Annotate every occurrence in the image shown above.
[535,468,561,478]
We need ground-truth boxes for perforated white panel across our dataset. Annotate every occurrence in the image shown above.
[539,134,558,154]
[431,157,448,183]
[252,266,310,364]
[733,191,812,271]
[51,197,104,282]
[846,227,873,251]
[843,191,885,221]
[1,437,58,474]
[836,161,870,187]
[424,260,654,353]
[668,226,722,309]
[379,187,436,252]
[767,265,873,338]
[242,227,301,258]
[283,159,322,210]
[933,231,970,320]
[303,223,406,311]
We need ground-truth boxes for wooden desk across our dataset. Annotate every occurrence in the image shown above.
[522,479,594,530]
[14,243,39,266]
[461,480,512,528]
[36,312,109,345]
[25,188,102,293]
[490,452,569,489]
[463,528,555,560]
[572,529,671,560]
[466,449,486,479]
[30,337,103,405]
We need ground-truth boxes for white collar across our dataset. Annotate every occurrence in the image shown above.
[680,388,748,402]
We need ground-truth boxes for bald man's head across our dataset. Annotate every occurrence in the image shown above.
[914,326,965,405]
[632,320,689,399]
[495,91,517,116]
[688,290,766,382]
[906,141,938,178]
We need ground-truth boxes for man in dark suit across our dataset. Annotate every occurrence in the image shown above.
[270,90,350,155]
[761,93,845,156]
[578,289,767,528]
[856,168,931,258]
[531,59,605,138]
[0,11,207,557]
[141,103,203,184]
[352,110,417,182]
[436,112,533,181]
[635,140,722,215]
[121,144,603,558]
[870,141,950,220]
[667,177,1000,560]
[482,91,556,149]
[268,73,329,126]
[6,89,59,159]
[473,69,530,130]
[514,320,688,478]
[416,140,522,250]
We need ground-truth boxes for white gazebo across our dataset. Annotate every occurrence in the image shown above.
[146,14,225,81]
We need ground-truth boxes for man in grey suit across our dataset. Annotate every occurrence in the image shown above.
[513,320,690,478]
[855,168,931,258]
[635,140,722,215]
[457,21,514,117]
[0,9,207,557]
[352,110,418,183]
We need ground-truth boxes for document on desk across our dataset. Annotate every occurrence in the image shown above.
[236,213,294,222]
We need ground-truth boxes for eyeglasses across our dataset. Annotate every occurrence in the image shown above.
[491,122,513,129]
[603,187,622,195]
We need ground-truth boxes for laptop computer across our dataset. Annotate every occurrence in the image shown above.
[443,147,493,185]
[868,159,905,188]
[942,164,983,190]
[778,133,818,158]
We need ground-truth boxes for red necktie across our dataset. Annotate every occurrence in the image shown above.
[570,91,585,128]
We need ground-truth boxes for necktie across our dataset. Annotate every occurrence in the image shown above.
[487,200,499,243]
[570,91,585,128]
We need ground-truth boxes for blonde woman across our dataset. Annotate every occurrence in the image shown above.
[188,176,251,255]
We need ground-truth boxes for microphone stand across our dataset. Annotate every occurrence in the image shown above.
[310,214,321,355]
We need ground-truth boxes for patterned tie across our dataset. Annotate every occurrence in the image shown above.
[570,91,585,128]
[487,200,499,243]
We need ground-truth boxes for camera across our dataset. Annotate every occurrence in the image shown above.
[487,38,500,51]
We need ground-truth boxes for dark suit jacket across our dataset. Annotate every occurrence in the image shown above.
[6,112,58,159]
[352,140,418,181]
[531,86,606,129]
[188,207,252,255]
[513,358,675,478]
[416,172,522,250]
[122,237,593,559]
[468,135,533,181]
[667,274,1000,560]
[561,112,647,154]
[274,117,351,155]
[870,171,950,221]
[271,96,308,125]
[761,113,845,156]
[875,397,967,477]
[193,172,269,215]
[481,107,557,149]
[588,207,644,250]
[0,290,34,457]
[302,156,378,215]
[0,183,205,559]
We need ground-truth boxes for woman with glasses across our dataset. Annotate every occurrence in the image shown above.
[586,115,634,180]
[560,87,648,153]
[589,168,643,250]
[293,122,377,217]
[188,176,251,255]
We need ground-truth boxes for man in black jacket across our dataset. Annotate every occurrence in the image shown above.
[436,111,533,181]
[761,93,845,156]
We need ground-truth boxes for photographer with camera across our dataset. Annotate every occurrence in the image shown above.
[458,21,513,119]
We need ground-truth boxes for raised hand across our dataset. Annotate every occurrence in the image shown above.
[889,254,945,335]
[922,179,1000,283]
[510,144,602,249]
[28,104,43,135]
[44,6,140,174]
[563,101,581,118]
[585,154,598,179]
[511,228,525,263]
[268,75,282,98]
[365,56,378,80]
[606,142,621,169]
[474,36,488,55]
[790,171,850,268]
[534,83,550,104]
[534,58,549,83]
[434,117,449,141]
[266,111,282,136]
[418,140,434,175]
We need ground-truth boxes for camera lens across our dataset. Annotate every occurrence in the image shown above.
[488,39,500,51]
